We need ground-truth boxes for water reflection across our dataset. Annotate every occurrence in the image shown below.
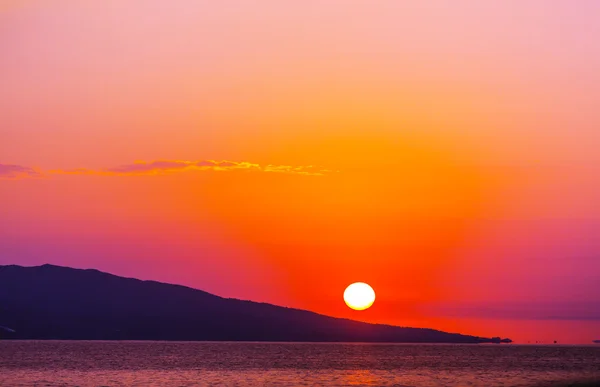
[0,342,598,386]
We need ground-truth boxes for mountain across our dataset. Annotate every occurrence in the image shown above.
[0,264,509,343]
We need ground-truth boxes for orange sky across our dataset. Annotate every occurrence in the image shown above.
[1,0,599,343]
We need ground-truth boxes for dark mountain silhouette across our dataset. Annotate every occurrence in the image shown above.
[0,264,510,343]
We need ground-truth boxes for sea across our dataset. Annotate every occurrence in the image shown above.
[0,341,598,387]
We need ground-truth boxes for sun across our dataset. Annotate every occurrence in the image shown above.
[343,282,375,311]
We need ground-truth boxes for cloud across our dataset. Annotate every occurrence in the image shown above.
[102,160,263,175]
[50,160,334,177]
[0,164,42,179]
[424,301,600,321]
[263,164,337,176]
[108,160,192,174]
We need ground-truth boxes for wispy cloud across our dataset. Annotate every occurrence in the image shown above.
[105,160,263,175]
[49,160,335,177]
[263,164,336,176]
[0,164,42,179]
[424,301,600,321]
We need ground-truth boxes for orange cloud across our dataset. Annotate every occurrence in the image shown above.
[0,164,42,179]
[45,160,335,177]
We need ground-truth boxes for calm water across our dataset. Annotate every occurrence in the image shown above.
[0,341,599,386]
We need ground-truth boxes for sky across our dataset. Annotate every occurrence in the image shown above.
[1,0,599,343]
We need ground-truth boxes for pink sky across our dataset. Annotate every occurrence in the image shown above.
[1,0,599,343]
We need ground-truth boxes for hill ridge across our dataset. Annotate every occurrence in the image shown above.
[0,264,511,343]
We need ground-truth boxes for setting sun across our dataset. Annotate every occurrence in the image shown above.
[343,282,376,311]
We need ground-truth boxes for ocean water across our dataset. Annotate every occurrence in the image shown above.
[0,341,598,387]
